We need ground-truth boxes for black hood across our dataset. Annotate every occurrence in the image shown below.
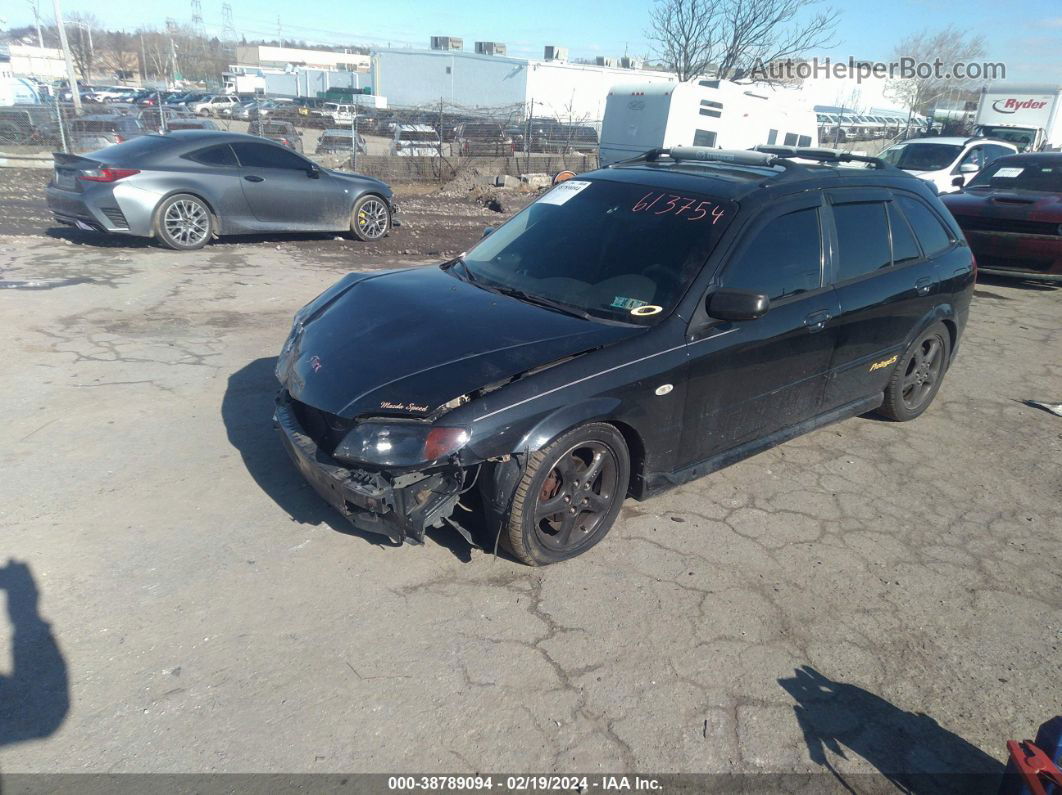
[280,267,641,419]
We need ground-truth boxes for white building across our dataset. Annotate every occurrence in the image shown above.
[235,45,369,72]
[4,44,68,80]
[370,47,676,121]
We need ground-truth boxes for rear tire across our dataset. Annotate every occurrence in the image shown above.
[350,194,391,241]
[878,322,950,421]
[154,194,213,251]
[502,423,630,566]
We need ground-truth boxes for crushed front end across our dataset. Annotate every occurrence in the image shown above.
[273,391,465,544]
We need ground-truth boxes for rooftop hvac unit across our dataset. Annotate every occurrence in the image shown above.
[595,56,619,68]
[475,41,507,56]
[430,36,463,51]
[620,56,643,70]
[543,46,568,62]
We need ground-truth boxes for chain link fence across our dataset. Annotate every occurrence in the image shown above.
[0,94,601,182]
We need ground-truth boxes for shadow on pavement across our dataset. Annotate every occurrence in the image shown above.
[221,357,476,561]
[0,559,69,747]
[779,666,1003,794]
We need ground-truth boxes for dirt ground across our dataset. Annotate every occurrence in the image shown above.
[0,167,1060,790]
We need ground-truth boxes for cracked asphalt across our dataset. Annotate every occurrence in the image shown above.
[0,201,1060,788]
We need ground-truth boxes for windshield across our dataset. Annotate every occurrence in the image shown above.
[976,126,1036,150]
[967,160,1062,192]
[880,142,963,171]
[457,178,735,324]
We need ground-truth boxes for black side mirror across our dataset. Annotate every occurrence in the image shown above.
[307,163,321,179]
[707,289,769,321]
[482,226,494,238]
[951,175,965,188]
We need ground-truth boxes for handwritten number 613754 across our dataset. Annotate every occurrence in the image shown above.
[631,192,726,223]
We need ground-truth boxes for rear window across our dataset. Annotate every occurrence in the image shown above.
[91,135,175,160]
[184,144,238,167]
[400,131,439,142]
[896,196,952,256]
[833,202,892,281]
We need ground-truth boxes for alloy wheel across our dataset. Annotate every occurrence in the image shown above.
[901,334,944,410]
[533,441,620,553]
[163,199,209,247]
[356,198,389,239]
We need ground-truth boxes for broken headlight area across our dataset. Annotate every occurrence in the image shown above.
[274,391,469,544]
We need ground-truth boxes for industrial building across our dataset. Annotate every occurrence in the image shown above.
[234,45,370,72]
[370,44,676,121]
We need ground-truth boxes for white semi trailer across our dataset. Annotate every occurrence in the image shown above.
[974,84,1062,152]
[599,79,818,165]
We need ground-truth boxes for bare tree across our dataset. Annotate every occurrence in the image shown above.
[885,27,986,125]
[647,0,722,81]
[647,0,839,82]
[66,12,101,80]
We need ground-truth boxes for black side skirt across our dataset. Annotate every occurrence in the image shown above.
[640,393,884,498]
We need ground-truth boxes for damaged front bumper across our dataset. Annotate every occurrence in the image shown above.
[273,393,462,544]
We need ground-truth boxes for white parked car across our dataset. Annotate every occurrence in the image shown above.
[190,95,241,116]
[879,136,1019,193]
[391,124,441,156]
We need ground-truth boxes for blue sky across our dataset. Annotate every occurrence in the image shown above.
[10,0,1062,81]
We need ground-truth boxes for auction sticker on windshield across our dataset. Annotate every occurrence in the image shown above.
[538,179,592,205]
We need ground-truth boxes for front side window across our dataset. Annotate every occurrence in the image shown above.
[457,179,736,324]
[833,202,891,282]
[722,207,822,300]
[231,142,309,170]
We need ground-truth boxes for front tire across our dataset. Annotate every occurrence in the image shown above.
[878,322,951,421]
[502,423,630,566]
[350,194,391,241]
[154,194,213,251]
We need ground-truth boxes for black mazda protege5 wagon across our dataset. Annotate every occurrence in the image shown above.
[274,146,975,565]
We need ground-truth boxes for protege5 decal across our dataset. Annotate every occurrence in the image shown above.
[869,354,899,372]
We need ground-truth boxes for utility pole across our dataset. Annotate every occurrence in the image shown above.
[51,0,81,114]
[140,32,147,82]
[27,0,44,47]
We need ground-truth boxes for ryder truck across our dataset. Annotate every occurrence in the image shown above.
[975,84,1062,152]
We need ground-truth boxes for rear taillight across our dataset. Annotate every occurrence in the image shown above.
[113,134,124,144]
[78,168,141,183]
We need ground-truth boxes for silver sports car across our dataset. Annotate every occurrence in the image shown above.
[46,130,397,250]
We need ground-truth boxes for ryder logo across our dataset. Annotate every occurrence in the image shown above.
[992,98,1049,114]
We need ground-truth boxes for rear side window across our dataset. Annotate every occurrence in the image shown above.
[723,207,822,300]
[185,144,238,167]
[231,142,308,169]
[833,202,891,281]
[888,203,921,265]
[896,196,952,256]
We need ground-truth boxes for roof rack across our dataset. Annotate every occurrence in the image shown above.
[751,145,889,169]
[609,145,889,171]
[609,147,783,168]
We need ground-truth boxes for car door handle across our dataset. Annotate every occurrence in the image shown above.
[244,175,264,182]
[804,310,832,332]
[915,277,932,295]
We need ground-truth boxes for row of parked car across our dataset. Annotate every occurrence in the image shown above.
[816,111,937,143]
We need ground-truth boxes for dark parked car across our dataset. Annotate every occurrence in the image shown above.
[249,119,304,152]
[66,115,146,152]
[315,128,366,155]
[941,152,1062,281]
[46,130,396,249]
[274,146,975,565]
[453,122,513,156]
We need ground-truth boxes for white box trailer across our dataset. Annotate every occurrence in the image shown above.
[600,80,818,165]
[975,84,1062,151]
